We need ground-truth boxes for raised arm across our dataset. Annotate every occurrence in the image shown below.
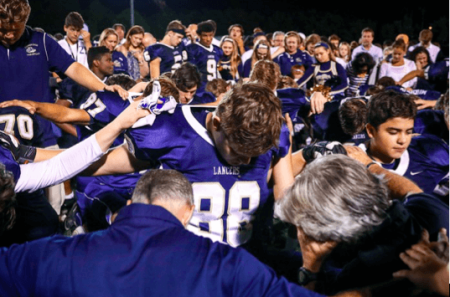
[14,100,150,192]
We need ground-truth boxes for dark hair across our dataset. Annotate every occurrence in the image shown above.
[339,98,368,135]
[228,24,244,35]
[367,90,417,129]
[216,83,284,157]
[410,46,431,65]
[352,53,375,75]
[0,163,16,237]
[87,46,110,69]
[64,12,84,30]
[197,21,215,35]
[205,79,229,97]
[376,77,396,88]
[383,40,393,48]
[0,0,31,25]
[392,39,406,51]
[105,74,136,90]
[171,62,201,92]
[113,23,125,32]
[361,27,374,37]
[278,75,299,89]
[143,77,180,102]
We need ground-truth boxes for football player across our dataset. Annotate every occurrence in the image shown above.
[145,20,187,79]
[360,90,449,199]
[186,21,223,87]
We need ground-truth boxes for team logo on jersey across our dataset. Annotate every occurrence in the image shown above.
[114,60,122,67]
[213,166,240,175]
[25,44,40,56]
[295,57,302,63]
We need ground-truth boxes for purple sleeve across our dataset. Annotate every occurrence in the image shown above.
[44,34,75,73]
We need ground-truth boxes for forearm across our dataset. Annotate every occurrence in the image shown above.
[367,163,423,200]
[292,149,307,176]
[54,123,78,137]
[273,153,294,201]
[34,102,89,124]
[150,60,161,79]
[64,62,105,92]
[398,70,424,85]
[139,61,149,78]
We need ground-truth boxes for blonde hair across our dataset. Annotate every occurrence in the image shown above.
[99,28,119,50]
[220,36,242,79]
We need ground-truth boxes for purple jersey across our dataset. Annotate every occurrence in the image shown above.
[275,50,313,76]
[187,43,223,83]
[144,43,187,74]
[360,134,449,197]
[414,110,448,143]
[126,106,290,247]
[0,106,51,148]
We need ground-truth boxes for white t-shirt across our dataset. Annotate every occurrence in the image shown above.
[58,38,89,68]
[379,59,417,89]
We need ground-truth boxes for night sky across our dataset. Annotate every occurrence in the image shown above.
[27,0,449,47]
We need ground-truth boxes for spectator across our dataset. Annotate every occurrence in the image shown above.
[274,31,313,76]
[351,27,383,63]
[345,52,376,96]
[58,12,91,68]
[218,36,243,82]
[98,28,129,75]
[113,23,126,45]
[228,24,246,55]
[242,39,272,78]
[379,39,417,89]
[116,25,149,80]
[408,29,443,63]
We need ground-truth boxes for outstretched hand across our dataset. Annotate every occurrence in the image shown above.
[104,84,129,100]
[0,100,36,114]
[393,229,449,296]
[114,99,151,130]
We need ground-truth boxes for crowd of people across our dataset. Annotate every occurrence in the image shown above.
[0,0,448,296]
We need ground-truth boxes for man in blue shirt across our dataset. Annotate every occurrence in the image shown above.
[0,0,127,104]
[0,169,326,297]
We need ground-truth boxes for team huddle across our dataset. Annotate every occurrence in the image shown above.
[0,0,448,296]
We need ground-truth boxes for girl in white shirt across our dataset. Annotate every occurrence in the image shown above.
[379,39,417,89]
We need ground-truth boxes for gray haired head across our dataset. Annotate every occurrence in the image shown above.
[277,154,389,243]
[132,169,193,206]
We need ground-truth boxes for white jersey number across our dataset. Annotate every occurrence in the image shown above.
[206,59,217,81]
[80,93,106,118]
[0,114,34,140]
[188,181,260,247]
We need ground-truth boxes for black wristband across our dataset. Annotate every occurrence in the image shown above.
[366,161,378,169]
[17,145,37,164]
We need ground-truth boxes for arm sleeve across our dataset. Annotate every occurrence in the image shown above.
[297,65,315,87]
[329,63,349,95]
[44,33,75,73]
[15,134,104,193]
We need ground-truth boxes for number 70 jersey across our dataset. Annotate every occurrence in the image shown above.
[126,106,290,247]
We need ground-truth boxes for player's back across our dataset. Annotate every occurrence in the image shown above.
[127,105,290,247]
